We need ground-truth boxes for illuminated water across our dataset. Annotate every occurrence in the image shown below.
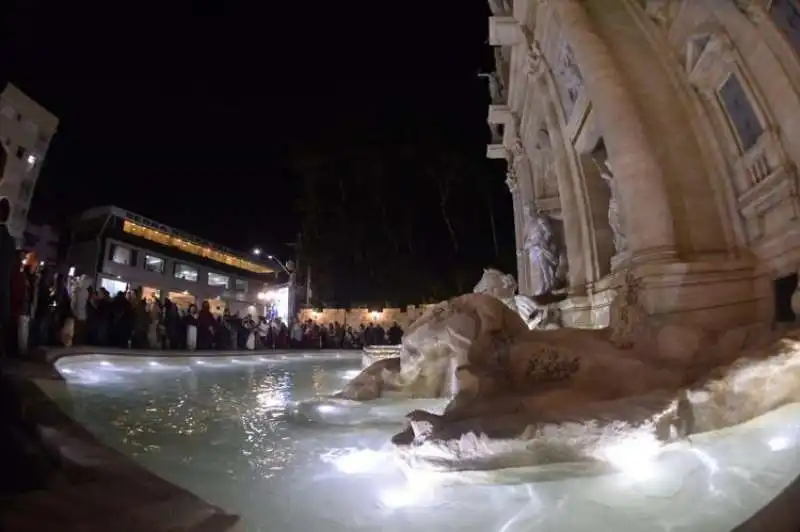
[47,353,800,532]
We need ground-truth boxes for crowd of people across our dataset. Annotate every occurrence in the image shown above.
[3,256,405,354]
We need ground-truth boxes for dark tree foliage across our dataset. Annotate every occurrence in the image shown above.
[290,103,515,307]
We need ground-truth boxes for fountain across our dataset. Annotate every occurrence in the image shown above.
[333,278,800,474]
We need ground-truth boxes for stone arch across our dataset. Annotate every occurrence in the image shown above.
[526,61,594,291]
[544,0,678,264]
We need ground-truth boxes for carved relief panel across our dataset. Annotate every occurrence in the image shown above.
[543,32,584,124]
[686,28,800,243]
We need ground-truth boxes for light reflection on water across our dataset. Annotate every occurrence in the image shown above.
[53,354,800,532]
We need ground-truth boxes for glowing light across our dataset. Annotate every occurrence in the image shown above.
[257,391,287,410]
[316,404,338,415]
[378,470,439,510]
[329,449,386,474]
[768,436,791,451]
[370,310,382,320]
[252,247,262,256]
[194,360,206,365]
[379,486,421,509]
[149,361,161,367]
[599,435,662,480]
[257,292,267,301]
[342,369,362,380]
[68,266,76,277]
[26,154,37,166]
[122,220,272,274]
[100,361,111,367]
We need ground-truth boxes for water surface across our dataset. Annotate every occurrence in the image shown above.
[49,353,800,532]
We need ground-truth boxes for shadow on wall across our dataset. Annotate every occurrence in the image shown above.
[774,273,798,323]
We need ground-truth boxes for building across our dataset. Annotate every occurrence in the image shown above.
[0,83,59,245]
[485,0,800,330]
[67,206,283,317]
[23,222,60,264]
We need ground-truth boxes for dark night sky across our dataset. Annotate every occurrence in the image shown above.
[1,1,515,305]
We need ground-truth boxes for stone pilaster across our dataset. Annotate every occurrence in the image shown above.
[550,0,678,265]
[506,169,531,295]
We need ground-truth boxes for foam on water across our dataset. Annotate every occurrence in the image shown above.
[49,353,800,532]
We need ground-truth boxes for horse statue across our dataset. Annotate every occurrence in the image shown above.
[330,286,800,472]
[473,268,561,329]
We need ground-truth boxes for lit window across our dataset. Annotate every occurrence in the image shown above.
[109,244,132,265]
[100,277,128,295]
[174,263,198,282]
[144,254,165,273]
[208,272,230,288]
[235,279,248,292]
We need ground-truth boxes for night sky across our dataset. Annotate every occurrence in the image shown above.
[1,1,515,306]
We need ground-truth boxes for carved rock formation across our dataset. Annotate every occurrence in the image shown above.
[333,284,800,473]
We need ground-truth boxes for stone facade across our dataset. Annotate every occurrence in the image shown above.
[485,0,800,331]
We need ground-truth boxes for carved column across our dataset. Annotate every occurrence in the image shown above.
[550,0,677,265]
[541,95,587,294]
[506,170,531,294]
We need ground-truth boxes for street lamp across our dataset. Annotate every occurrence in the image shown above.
[266,255,293,275]
[252,247,262,256]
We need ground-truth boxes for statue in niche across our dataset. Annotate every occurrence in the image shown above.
[505,167,518,193]
[518,204,566,295]
[479,71,506,105]
[591,143,627,254]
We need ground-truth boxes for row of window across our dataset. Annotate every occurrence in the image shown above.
[109,244,248,291]
[706,1,800,155]
[718,0,800,153]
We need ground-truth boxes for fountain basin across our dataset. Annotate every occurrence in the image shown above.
[44,352,800,532]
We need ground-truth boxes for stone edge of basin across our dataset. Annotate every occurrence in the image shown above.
[732,461,800,532]
[42,346,363,364]
[0,357,242,532]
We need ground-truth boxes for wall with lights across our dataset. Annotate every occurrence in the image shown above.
[296,305,437,330]
[122,220,271,274]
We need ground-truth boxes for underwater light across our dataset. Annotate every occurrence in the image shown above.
[148,361,161,367]
[332,449,385,475]
[379,486,420,509]
[342,369,362,380]
[768,436,792,451]
[316,404,338,415]
[598,434,662,480]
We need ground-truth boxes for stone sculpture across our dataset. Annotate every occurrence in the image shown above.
[555,43,584,117]
[332,280,800,473]
[592,145,627,254]
[519,205,564,295]
[472,268,561,330]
